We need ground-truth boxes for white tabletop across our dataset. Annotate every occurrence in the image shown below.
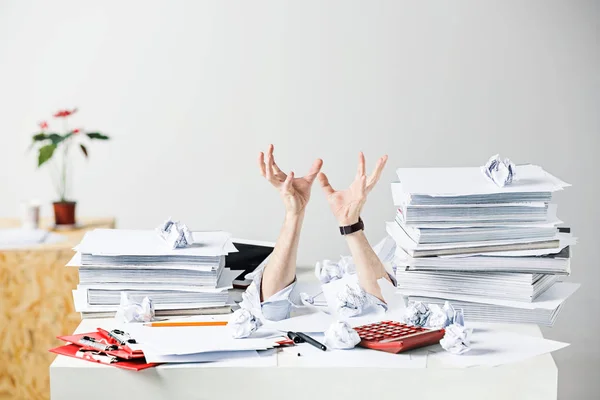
[50,268,558,400]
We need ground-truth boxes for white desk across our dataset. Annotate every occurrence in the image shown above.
[50,268,558,400]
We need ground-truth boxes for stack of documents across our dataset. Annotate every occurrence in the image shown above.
[388,164,579,325]
[68,229,238,318]
[409,282,580,326]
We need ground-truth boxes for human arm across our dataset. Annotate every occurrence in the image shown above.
[258,144,322,300]
[318,152,389,301]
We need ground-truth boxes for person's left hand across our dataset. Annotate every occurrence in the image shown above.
[258,144,323,215]
[318,152,388,226]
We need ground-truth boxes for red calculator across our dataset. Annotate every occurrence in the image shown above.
[353,321,445,354]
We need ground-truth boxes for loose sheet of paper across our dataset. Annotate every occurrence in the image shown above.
[263,310,334,333]
[143,349,277,367]
[281,333,426,368]
[428,326,569,367]
[77,229,236,256]
[395,165,569,196]
[118,322,283,355]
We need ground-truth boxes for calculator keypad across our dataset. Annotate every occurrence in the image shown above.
[353,321,445,354]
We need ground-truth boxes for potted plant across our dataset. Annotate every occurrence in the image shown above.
[30,108,109,226]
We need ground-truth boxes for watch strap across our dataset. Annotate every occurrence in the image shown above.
[339,218,364,236]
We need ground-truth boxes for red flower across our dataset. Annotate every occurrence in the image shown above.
[53,108,78,118]
[73,128,81,134]
[38,121,48,130]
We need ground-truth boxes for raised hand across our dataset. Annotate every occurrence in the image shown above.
[258,144,323,215]
[318,152,388,226]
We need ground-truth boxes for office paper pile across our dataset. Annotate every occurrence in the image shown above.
[68,228,239,318]
[388,164,579,326]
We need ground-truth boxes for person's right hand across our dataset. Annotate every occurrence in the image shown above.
[318,152,388,226]
[258,144,323,215]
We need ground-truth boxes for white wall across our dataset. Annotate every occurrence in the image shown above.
[1,1,598,397]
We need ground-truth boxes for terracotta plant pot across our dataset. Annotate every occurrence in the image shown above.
[53,201,77,226]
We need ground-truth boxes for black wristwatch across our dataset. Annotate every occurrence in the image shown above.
[339,217,364,236]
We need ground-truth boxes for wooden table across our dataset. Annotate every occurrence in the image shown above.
[0,218,115,400]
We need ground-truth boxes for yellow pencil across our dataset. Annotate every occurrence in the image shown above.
[145,321,229,327]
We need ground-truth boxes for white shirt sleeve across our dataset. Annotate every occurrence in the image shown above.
[239,267,296,322]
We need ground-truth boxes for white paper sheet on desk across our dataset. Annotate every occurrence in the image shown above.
[122,323,282,356]
[143,349,261,364]
[263,310,334,333]
[155,349,278,368]
[281,333,426,368]
[76,229,237,256]
[399,282,580,310]
[428,327,568,367]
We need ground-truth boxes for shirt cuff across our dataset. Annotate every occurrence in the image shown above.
[239,267,297,322]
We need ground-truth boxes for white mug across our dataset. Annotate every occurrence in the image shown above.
[21,201,41,229]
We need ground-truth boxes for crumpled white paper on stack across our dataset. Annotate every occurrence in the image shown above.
[115,292,155,323]
[482,154,516,187]
[156,217,194,249]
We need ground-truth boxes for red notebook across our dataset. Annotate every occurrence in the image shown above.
[49,344,158,371]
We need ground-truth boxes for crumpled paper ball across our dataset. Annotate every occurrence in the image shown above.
[482,154,516,187]
[453,308,465,327]
[403,301,431,327]
[229,308,263,339]
[336,283,368,318]
[115,292,155,323]
[300,292,316,305]
[157,217,194,249]
[324,321,361,350]
[337,255,356,275]
[440,323,472,355]
[315,260,345,284]
[426,301,456,329]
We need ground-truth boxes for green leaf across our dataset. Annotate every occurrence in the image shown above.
[32,133,48,141]
[38,144,57,167]
[86,132,110,140]
[48,133,63,144]
[80,144,88,158]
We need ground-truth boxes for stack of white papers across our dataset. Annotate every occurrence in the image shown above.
[395,244,571,275]
[386,163,579,325]
[68,229,238,318]
[396,270,558,302]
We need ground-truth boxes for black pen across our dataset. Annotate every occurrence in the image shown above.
[287,331,303,344]
[295,332,327,351]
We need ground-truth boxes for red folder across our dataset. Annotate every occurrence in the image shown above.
[49,344,158,371]
[57,332,145,360]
